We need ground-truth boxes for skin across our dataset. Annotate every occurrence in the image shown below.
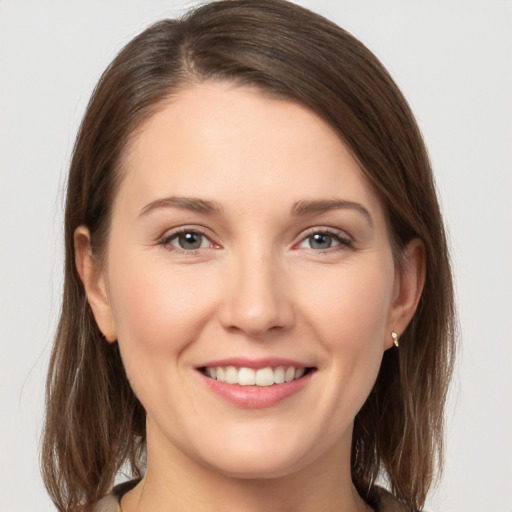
[75,82,424,512]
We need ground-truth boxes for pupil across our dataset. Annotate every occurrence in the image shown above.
[179,232,202,250]
[310,233,331,249]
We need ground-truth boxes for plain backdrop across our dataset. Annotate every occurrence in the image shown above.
[1,1,511,511]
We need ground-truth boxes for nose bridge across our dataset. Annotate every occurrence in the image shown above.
[218,240,294,336]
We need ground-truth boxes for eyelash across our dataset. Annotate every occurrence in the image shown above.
[298,227,353,253]
[158,226,353,254]
[159,227,214,254]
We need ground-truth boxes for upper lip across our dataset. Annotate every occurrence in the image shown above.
[196,357,313,370]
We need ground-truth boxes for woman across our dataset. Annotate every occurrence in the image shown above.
[41,1,456,511]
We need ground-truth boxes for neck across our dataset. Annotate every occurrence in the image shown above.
[121,422,371,512]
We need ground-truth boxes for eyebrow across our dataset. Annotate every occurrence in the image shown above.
[139,196,224,217]
[139,196,373,227]
[291,199,374,227]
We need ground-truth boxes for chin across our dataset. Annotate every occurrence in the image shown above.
[192,433,315,480]
[205,453,307,480]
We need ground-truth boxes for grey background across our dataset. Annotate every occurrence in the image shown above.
[1,1,511,510]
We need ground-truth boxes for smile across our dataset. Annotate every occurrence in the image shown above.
[201,366,311,386]
[197,358,316,408]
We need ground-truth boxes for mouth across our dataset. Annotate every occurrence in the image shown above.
[196,359,316,408]
[199,365,316,386]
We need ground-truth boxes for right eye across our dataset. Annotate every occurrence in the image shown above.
[160,229,214,252]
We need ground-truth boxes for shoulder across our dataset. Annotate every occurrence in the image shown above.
[92,481,413,512]
[92,479,141,512]
[92,493,121,512]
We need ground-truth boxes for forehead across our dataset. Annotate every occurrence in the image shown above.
[116,82,384,222]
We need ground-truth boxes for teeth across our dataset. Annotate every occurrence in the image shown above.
[274,366,285,384]
[238,367,256,386]
[255,367,274,386]
[295,367,305,379]
[225,366,238,384]
[205,365,308,386]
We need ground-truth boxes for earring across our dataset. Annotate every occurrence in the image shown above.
[391,331,399,348]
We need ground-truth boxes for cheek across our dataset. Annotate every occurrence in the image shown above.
[109,249,210,331]
[106,255,216,386]
[306,259,393,332]
[301,259,394,380]
[338,270,393,402]
[317,271,393,436]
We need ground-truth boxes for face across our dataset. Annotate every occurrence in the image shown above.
[82,82,411,480]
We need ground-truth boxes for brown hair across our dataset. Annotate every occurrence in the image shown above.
[41,1,456,510]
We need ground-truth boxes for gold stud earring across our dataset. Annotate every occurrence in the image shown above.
[391,331,399,348]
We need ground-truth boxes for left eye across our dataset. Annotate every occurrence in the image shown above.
[298,232,346,250]
[164,231,212,251]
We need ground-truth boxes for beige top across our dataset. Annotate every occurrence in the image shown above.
[93,480,408,512]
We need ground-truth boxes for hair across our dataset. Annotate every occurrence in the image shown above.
[41,1,456,511]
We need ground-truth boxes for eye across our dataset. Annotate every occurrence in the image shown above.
[297,229,351,251]
[305,233,338,250]
[160,229,214,252]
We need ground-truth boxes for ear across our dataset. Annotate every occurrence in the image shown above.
[74,226,117,342]
[386,238,426,349]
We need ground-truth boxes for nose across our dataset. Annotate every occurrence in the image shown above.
[217,248,295,338]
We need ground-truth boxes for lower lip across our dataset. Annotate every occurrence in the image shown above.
[200,371,313,409]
